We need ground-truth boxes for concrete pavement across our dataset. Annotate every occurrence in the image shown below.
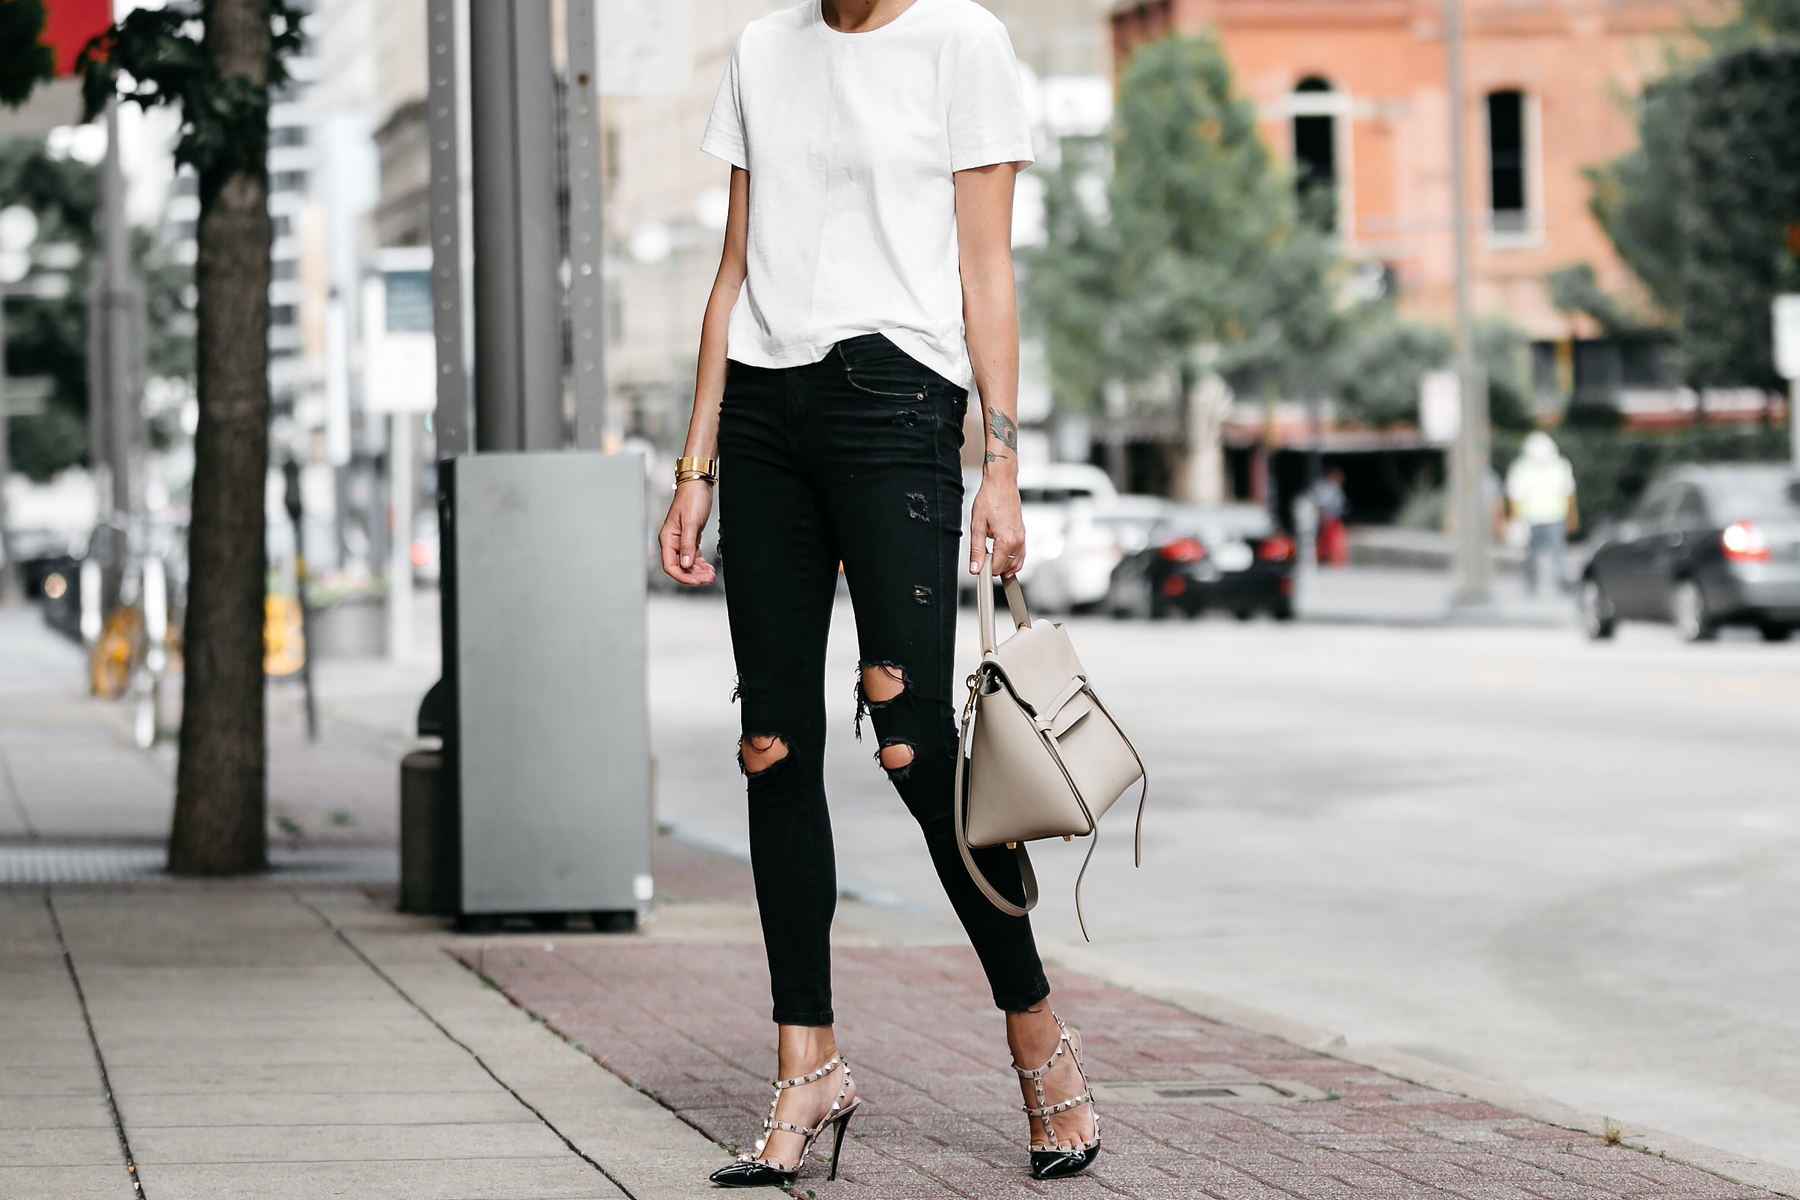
[9,862,1799,1200]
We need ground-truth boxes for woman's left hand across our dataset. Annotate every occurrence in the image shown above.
[969,479,1025,579]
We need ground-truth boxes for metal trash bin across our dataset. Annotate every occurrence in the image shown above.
[437,451,654,927]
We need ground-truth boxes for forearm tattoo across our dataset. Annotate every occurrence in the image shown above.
[986,408,1017,460]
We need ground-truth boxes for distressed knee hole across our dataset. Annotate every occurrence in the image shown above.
[877,738,916,782]
[860,664,906,704]
[739,735,789,775]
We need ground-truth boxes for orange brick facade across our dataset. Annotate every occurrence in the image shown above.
[1110,0,1715,338]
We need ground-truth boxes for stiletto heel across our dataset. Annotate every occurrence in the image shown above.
[1012,1013,1100,1180]
[709,1054,861,1188]
[825,1104,856,1181]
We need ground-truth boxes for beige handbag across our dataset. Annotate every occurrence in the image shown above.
[953,553,1147,938]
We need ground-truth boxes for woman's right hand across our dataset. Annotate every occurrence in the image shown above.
[660,481,717,586]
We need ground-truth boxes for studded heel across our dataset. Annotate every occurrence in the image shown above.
[1012,1014,1100,1180]
[709,1053,860,1188]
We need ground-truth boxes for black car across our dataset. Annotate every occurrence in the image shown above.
[1104,503,1296,620]
[1581,465,1800,642]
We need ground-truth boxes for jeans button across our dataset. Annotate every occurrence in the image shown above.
[915,392,924,401]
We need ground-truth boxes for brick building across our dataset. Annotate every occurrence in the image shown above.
[1109,0,1713,340]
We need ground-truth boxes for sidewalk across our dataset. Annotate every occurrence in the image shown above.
[1297,566,1578,628]
[8,851,1799,1200]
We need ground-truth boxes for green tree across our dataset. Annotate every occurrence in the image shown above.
[0,139,99,480]
[83,0,301,876]
[1701,0,1800,50]
[1022,135,1119,414]
[1332,309,1451,428]
[1587,3,1800,385]
[1023,33,1340,499]
[1677,47,1800,391]
[0,139,193,481]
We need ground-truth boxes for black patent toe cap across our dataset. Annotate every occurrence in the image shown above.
[709,1160,796,1188]
[1030,1143,1100,1180]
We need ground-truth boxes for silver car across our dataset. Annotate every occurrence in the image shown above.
[1580,465,1800,642]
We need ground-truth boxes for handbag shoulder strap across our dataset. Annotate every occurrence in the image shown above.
[953,669,1038,917]
[1080,684,1149,869]
[976,551,1032,655]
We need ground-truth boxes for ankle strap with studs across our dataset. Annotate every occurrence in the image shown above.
[773,1053,842,1091]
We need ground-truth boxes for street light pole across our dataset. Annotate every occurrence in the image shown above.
[0,293,15,601]
[1445,0,1491,605]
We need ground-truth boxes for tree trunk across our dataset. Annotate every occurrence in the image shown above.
[168,0,272,875]
[1181,371,1234,504]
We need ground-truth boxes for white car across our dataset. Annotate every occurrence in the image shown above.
[962,463,1168,612]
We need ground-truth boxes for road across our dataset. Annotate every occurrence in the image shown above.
[647,587,1800,1171]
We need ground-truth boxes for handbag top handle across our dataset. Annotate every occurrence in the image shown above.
[977,551,1033,655]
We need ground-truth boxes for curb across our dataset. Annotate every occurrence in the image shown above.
[1038,937,1800,1200]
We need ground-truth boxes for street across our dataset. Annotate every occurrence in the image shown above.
[648,587,1800,1171]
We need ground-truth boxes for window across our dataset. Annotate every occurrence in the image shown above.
[271,170,309,193]
[1486,90,1528,234]
[269,304,297,327]
[1671,486,1708,530]
[272,215,292,238]
[269,125,308,148]
[1292,77,1336,231]
[271,259,297,281]
[1633,485,1676,524]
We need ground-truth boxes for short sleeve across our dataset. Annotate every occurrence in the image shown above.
[700,37,747,169]
[947,23,1035,172]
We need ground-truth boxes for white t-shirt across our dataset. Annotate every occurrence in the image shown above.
[701,0,1034,389]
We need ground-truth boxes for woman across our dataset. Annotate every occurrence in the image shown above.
[659,0,1100,1186]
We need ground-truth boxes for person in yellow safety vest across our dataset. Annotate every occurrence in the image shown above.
[1505,431,1579,595]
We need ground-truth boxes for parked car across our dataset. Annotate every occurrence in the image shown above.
[410,508,440,586]
[959,463,1170,611]
[1104,503,1297,621]
[1021,491,1171,613]
[3,527,75,599]
[1580,464,1800,642]
[960,463,1111,600]
[36,552,84,641]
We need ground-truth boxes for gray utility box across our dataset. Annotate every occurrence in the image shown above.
[444,451,653,919]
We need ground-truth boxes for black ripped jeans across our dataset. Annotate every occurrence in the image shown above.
[718,334,1050,1026]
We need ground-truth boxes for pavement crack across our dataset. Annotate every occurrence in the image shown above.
[292,894,640,1200]
[44,890,145,1198]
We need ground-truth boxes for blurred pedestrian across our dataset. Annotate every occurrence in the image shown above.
[1506,432,1579,595]
[655,0,1097,1186]
[1311,467,1349,566]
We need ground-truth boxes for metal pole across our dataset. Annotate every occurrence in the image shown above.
[1445,0,1491,605]
[565,0,608,450]
[282,459,319,743]
[469,0,564,453]
[426,0,471,459]
[389,414,414,662]
[101,100,135,522]
[0,291,16,601]
[1792,378,1799,467]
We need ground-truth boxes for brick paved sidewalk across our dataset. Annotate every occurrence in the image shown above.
[456,855,1785,1200]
